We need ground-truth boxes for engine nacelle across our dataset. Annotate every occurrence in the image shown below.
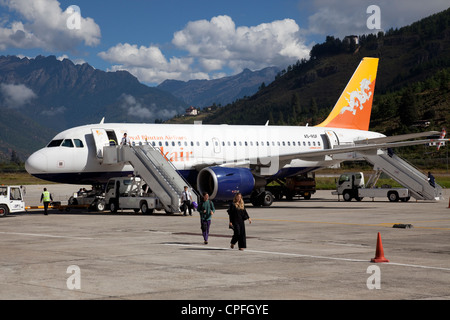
[197,167,255,200]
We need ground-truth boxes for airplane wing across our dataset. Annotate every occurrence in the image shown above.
[278,137,449,162]
[353,131,439,145]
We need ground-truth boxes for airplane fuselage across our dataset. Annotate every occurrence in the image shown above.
[25,122,384,186]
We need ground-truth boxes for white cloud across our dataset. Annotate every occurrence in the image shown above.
[174,15,310,71]
[0,83,37,108]
[120,94,181,121]
[99,15,311,84]
[40,105,66,116]
[0,0,100,51]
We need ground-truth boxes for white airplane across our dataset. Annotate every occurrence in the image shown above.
[25,57,445,204]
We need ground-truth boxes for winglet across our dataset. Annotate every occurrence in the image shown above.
[316,57,379,131]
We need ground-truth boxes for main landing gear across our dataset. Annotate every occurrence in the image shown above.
[250,190,274,207]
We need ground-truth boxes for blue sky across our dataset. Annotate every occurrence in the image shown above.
[1,0,449,85]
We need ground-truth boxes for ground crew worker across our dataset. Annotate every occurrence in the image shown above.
[40,188,53,215]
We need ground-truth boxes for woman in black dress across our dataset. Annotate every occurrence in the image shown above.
[228,193,252,250]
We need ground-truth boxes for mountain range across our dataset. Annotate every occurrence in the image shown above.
[1,7,450,163]
[0,55,187,160]
[158,67,279,107]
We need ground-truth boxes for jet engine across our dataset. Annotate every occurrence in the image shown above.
[197,167,255,200]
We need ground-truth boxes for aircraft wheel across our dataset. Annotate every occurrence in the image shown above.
[262,191,274,207]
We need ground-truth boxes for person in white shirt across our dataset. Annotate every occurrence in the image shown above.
[182,186,193,216]
[121,133,130,145]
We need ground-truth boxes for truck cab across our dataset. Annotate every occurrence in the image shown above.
[0,185,26,216]
[335,172,365,201]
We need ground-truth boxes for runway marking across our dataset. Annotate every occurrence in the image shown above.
[0,231,94,240]
[164,243,450,272]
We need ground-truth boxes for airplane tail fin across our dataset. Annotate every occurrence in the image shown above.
[316,57,379,131]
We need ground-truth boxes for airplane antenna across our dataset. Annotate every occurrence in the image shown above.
[99,117,105,124]
[265,120,269,126]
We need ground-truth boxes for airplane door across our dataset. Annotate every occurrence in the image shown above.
[91,128,110,159]
[322,130,339,149]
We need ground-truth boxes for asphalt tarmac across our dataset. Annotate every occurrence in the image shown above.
[1,184,450,302]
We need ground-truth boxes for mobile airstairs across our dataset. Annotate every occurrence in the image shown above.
[102,144,198,213]
[362,151,443,201]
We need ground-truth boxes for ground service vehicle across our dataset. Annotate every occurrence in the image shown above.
[266,173,316,200]
[0,185,26,217]
[332,172,410,202]
[68,186,105,211]
[105,177,162,213]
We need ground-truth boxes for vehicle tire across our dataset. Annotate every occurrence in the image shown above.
[388,191,399,202]
[110,201,118,213]
[262,191,274,207]
[141,201,154,214]
[0,204,9,217]
[95,200,105,212]
[303,193,311,200]
[343,190,352,202]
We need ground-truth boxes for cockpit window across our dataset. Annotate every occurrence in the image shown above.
[61,139,74,148]
[74,139,84,148]
[47,139,63,147]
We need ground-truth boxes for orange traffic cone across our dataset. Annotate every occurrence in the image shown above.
[371,232,389,263]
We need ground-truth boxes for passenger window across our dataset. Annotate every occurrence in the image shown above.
[74,139,84,148]
[61,139,74,147]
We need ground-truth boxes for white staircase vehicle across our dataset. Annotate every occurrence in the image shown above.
[363,151,443,201]
[103,144,198,213]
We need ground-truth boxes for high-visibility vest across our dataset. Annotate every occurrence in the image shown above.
[42,191,51,202]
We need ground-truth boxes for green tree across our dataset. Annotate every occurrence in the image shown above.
[399,88,418,126]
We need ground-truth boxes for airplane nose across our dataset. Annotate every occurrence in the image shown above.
[25,151,48,174]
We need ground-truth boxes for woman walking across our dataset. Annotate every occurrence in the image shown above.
[199,192,215,244]
[228,193,251,250]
